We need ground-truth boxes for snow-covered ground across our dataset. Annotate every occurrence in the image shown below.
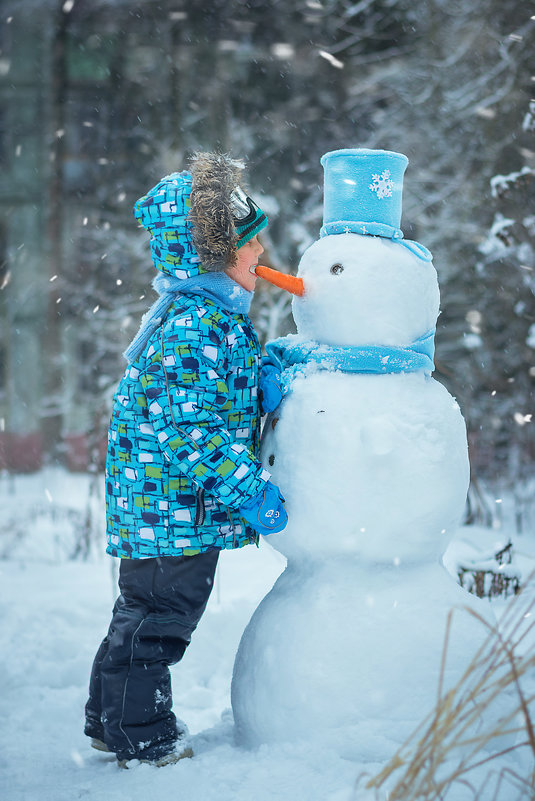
[1,469,535,801]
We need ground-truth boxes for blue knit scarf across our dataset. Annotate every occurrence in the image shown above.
[265,330,435,390]
[124,272,253,363]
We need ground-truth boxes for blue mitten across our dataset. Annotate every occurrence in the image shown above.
[260,363,284,414]
[239,482,288,535]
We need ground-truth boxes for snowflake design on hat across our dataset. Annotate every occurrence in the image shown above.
[369,169,394,199]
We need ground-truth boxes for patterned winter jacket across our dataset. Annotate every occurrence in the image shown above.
[105,293,271,559]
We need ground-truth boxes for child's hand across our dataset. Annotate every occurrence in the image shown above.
[239,482,288,535]
[259,363,284,414]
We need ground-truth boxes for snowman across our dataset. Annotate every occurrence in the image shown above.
[231,149,499,759]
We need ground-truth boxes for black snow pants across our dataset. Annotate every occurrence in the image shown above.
[84,550,219,762]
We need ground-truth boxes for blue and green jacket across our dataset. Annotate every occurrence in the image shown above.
[105,293,270,559]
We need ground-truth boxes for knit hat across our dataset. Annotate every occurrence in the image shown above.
[133,153,268,278]
[230,185,268,249]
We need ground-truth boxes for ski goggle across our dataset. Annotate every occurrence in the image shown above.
[230,186,268,248]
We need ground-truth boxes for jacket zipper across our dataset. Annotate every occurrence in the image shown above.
[227,508,237,548]
[195,487,205,526]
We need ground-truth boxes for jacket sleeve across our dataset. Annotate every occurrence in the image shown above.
[140,313,270,510]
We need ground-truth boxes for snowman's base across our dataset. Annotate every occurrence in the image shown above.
[231,559,510,759]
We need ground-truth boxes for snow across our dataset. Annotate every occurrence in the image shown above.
[234,360,489,754]
[462,332,483,350]
[233,561,505,754]
[259,371,469,564]
[478,214,514,254]
[318,50,344,69]
[232,222,535,793]
[233,229,472,749]
[490,166,535,197]
[1,471,535,801]
[291,234,440,348]
[443,524,535,587]
[2,217,535,798]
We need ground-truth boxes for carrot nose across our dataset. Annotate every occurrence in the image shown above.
[255,265,305,296]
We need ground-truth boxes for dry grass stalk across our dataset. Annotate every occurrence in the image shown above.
[362,574,535,800]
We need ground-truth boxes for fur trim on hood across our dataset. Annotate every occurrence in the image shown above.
[188,152,245,270]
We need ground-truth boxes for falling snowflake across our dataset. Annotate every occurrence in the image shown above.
[369,170,394,199]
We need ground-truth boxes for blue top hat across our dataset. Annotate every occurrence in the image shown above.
[320,149,432,262]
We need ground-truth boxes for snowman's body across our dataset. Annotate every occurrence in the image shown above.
[231,233,496,756]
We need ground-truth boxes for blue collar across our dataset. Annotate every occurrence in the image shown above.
[265,331,435,390]
[124,271,253,363]
[155,271,253,315]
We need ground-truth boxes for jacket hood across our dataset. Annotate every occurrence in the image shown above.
[133,171,203,279]
[133,154,268,279]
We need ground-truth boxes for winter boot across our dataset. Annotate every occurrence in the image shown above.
[117,742,194,769]
[90,738,111,753]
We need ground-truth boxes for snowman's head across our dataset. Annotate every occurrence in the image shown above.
[292,233,440,347]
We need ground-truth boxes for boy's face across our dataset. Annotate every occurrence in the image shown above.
[225,235,264,292]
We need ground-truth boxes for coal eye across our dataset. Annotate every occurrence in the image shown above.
[330,263,344,275]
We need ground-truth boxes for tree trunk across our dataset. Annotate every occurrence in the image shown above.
[43,2,69,461]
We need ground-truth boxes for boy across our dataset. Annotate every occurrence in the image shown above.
[84,153,287,767]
